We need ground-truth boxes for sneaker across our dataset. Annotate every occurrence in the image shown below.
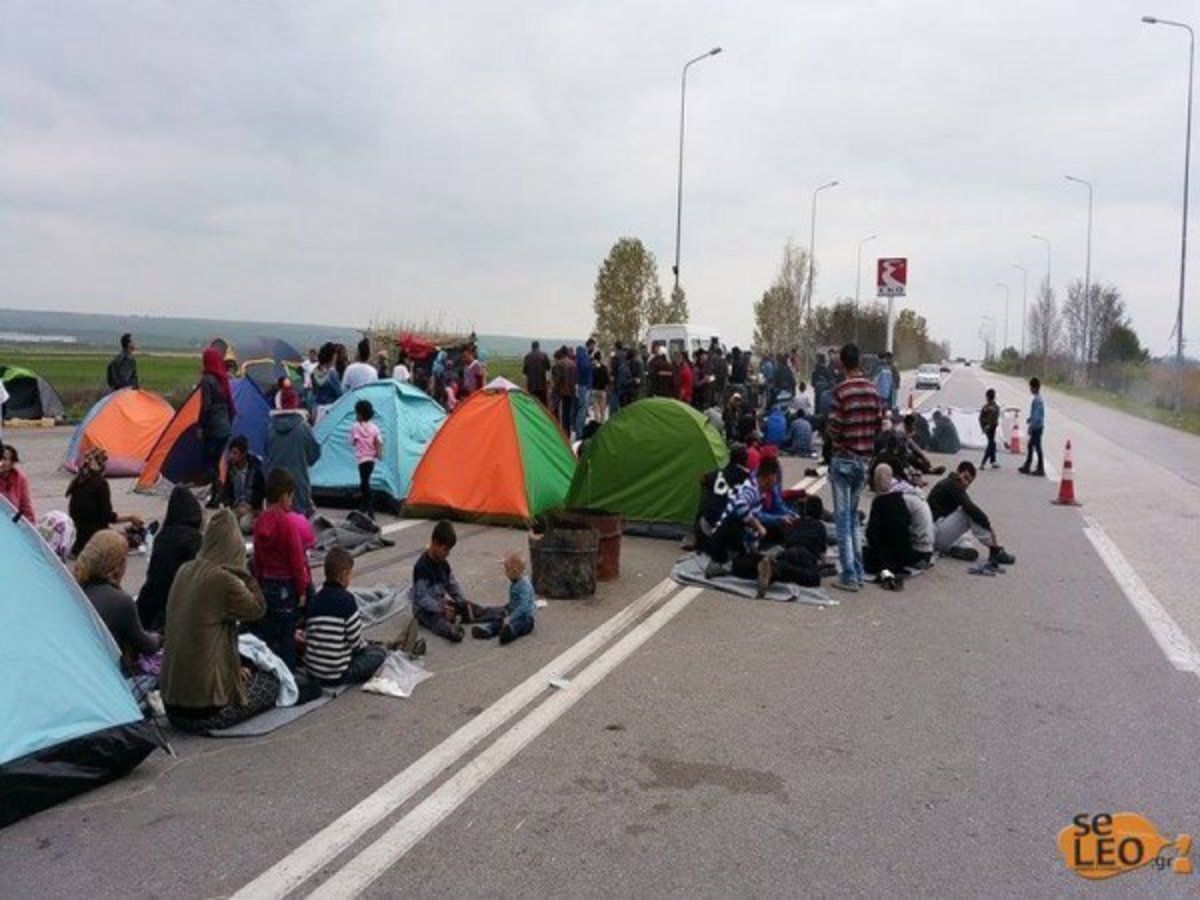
[830,579,860,593]
[756,557,773,599]
[411,637,427,658]
[449,625,465,643]
[992,462,1001,470]
[704,560,731,579]
[1032,468,1046,477]
[1017,466,1030,475]
[471,624,492,640]
[946,545,979,562]
[990,548,1016,565]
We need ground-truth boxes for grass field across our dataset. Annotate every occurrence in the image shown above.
[2,348,527,419]
[1046,379,1200,437]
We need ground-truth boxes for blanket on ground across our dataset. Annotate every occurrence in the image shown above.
[671,553,837,606]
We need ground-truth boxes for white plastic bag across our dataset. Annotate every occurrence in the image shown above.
[362,652,433,699]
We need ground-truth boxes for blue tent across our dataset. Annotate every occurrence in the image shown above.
[0,498,162,827]
[136,377,272,493]
[311,380,445,507]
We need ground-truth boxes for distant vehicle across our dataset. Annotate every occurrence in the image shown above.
[964,359,973,366]
[955,356,968,363]
[915,363,942,390]
[644,323,721,358]
[939,363,952,373]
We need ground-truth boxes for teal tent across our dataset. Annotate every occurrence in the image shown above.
[0,497,162,827]
[310,380,445,509]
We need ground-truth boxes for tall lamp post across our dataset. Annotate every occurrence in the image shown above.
[980,315,997,361]
[1065,175,1094,369]
[854,234,878,343]
[804,180,840,321]
[672,46,723,297]
[1013,264,1029,359]
[1032,233,1052,293]
[1142,15,1194,416]
[994,282,1010,351]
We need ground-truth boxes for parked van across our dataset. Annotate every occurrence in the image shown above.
[644,323,722,358]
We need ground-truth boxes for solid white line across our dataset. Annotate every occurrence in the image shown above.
[308,586,706,898]
[1083,515,1200,678]
[232,577,682,900]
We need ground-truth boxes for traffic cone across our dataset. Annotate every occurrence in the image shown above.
[1008,420,1022,454]
[1052,440,1081,506]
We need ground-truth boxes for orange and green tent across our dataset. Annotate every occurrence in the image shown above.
[404,380,575,525]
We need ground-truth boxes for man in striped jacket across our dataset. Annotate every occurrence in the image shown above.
[826,343,883,592]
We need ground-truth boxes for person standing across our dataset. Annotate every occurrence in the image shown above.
[574,338,595,437]
[301,348,319,391]
[554,347,577,434]
[461,345,486,397]
[106,333,139,391]
[265,384,321,518]
[590,351,609,423]
[676,350,694,406]
[310,343,343,420]
[647,345,675,397]
[1019,377,1046,476]
[350,398,383,517]
[342,338,380,392]
[826,343,882,592]
[874,356,895,413]
[198,347,235,508]
[522,340,550,406]
[979,388,1001,470]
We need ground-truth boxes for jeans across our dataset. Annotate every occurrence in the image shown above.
[1024,426,1044,472]
[358,460,375,512]
[981,427,997,467]
[934,510,992,552]
[830,455,867,585]
[558,395,576,435]
[249,578,299,670]
[575,386,591,436]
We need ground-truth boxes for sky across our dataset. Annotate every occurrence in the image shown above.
[1,0,1196,358]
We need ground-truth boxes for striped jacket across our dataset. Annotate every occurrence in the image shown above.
[828,374,882,457]
[304,583,365,683]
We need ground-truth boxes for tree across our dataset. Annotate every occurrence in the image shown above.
[1098,324,1147,365]
[1062,279,1127,368]
[665,284,689,323]
[592,237,665,347]
[1028,283,1062,366]
[753,241,807,356]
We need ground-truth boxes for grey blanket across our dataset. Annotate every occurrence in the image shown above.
[311,512,394,561]
[671,553,838,606]
[351,585,410,628]
[206,686,349,738]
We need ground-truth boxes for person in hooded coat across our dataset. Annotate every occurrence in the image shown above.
[136,485,203,632]
[161,509,276,733]
[265,383,321,517]
[929,410,962,455]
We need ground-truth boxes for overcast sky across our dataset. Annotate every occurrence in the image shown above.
[1,0,1196,357]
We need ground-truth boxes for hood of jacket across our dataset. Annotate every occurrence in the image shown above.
[269,408,305,435]
[164,484,203,530]
[199,508,247,572]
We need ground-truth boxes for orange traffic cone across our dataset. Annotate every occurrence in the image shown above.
[1008,420,1022,454]
[1052,440,1081,506]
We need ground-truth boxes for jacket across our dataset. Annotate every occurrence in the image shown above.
[84,580,161,674]
[1028,394,1045,430]
[253,506,310,597]
[574,346,593,387]
[265,410,321,516]
[198,373,233,440]
[137,486,203,631]
[161,509,266,710]
[979,401,1000,432]
[106,351,138,390]
[220,452,266,511]
[67,474,116,557]
[864,492,919,574]
[311,367,343,406]
[928,474,991,530]
[0,466,34,522]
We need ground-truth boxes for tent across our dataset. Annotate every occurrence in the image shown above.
[405,382,575,525]
[0,365,66,421]
[311,380,446,508]
[217,337,303,395]
[63,389,175,477]
[565,398,729,535]
[0,497,162,828]
[135,378,272,493]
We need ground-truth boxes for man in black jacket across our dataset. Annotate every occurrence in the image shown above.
[928,462,1015,564]
[106,333,139,391]
[220,435,266,533]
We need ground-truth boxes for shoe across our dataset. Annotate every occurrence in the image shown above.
[946,546,979,562]
[992,462,1001,470]
[704,560,731,579]
[830,580,860,593]
[990,548,1016,565]
[818,561,838,578]
[412,637,427,658]
[449,625,465,643]
[1017,466,1030,475]
[471,625,492,640]
[1032,469,1046,477]
[756,557,773,599]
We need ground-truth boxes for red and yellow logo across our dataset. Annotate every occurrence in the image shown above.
[1059,813,1192,879]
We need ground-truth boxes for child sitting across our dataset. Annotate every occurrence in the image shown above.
[412,520,503,642]
[472,552,536,645]
[304,548,386,685]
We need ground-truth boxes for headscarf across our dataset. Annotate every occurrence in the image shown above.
[67,447,108,495]
[74,530,128,586]
[203,347,234,409]
[278,383,300,410]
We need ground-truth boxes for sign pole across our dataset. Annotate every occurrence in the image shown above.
[886,296,896,354]
[876,257,907,355]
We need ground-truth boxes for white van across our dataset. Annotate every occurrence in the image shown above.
[644,323,722,358]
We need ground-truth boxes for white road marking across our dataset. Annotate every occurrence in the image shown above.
[308,586,706,898]
[232,577,682,900]
[1083,516,1200,678]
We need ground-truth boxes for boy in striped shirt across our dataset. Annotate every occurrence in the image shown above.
[304,548,386,685]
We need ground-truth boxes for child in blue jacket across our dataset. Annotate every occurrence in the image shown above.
[472,552,536,645]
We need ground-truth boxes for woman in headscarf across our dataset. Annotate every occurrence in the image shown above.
[310,342,343,420]
[136,485,203,632]
[160,509,276,733]
[75,530,161,674]
[67,447,144,557]
[198,346,235,508]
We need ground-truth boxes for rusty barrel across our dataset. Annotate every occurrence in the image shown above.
[529,520,599,599]
[554,509,623,580]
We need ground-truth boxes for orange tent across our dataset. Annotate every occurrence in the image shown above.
[62,389,175,477]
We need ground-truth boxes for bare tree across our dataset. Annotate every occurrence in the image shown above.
[753,241,808,357]
[1028,283,1062,372]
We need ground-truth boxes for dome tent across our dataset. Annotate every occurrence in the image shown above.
[565,398,729,536]
[0,365,66,421]
[62,389,175,477]
[310,380,446,510]
[404,381,575,525]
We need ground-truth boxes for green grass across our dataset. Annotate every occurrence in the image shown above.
[1047,380,1200,437]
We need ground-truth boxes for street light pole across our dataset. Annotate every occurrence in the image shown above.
[1032,233,1052,294]
[995,282,1011,351]
[804,180,840,323]
[1142,15,1194,416]
[1065,175,1094,371]
[1013,264,1029,360]
[672,46,722,297]
[981,315,996,361]
[854,234,877,344]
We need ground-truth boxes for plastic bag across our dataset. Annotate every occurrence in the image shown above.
[362,652,433,699]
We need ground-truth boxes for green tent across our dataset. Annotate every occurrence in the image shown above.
[566,398,729,534]
[0,365,66,421]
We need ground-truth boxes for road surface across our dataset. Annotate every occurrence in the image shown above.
[2,365,1198,896]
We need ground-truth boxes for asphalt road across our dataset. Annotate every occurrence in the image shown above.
[2,367,1198,896]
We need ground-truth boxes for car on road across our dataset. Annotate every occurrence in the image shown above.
[915,363,942,389]
[939,362,952,373]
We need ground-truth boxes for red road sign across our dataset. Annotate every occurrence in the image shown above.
[877,258,907,297]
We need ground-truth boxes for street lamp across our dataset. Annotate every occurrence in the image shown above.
[854,234,878,343]
[672,46,723,296]
[804,180,840,322]
[1031,233,1052,293]
[1013,264,1029,360]
[1142,15,1194,416]
[980,315,997,361]
[994,282,1010,351]
[1065,175,1094,369]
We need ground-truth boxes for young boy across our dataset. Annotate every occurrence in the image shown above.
[472,553,536,645]
[1018,377,1045,476]
[251,468,309,669]
[978,388,1001,470]
[412,520,503,642]
[305,548,387,685]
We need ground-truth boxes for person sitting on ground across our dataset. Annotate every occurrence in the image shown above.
[66,448,144,558]
[161,509,276,733]
[788,495,830,560]
[136,485,203,632]
[901,414,945,476]
[266,383,321,518]
[342,337,380,392]
[350,398,383,517]
[876,463,935,566]
[928,409,962,455]
[472,552,537,644]
[220,435,266,533]
[76,530,161,675]
[786,410,815,457]
[870,430,919,489]
[0,442,35,522]
[412,520,505,642]
[304,547,388,685]
[697,451,771,591]
[790,380,813,418]
[928,462,1016,565]
[251,468,310,669]
[863,463,922,577]
[763,405,788,449]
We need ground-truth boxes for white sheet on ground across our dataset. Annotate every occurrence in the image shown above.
[362,652,434,699]
[920,407,987,450]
